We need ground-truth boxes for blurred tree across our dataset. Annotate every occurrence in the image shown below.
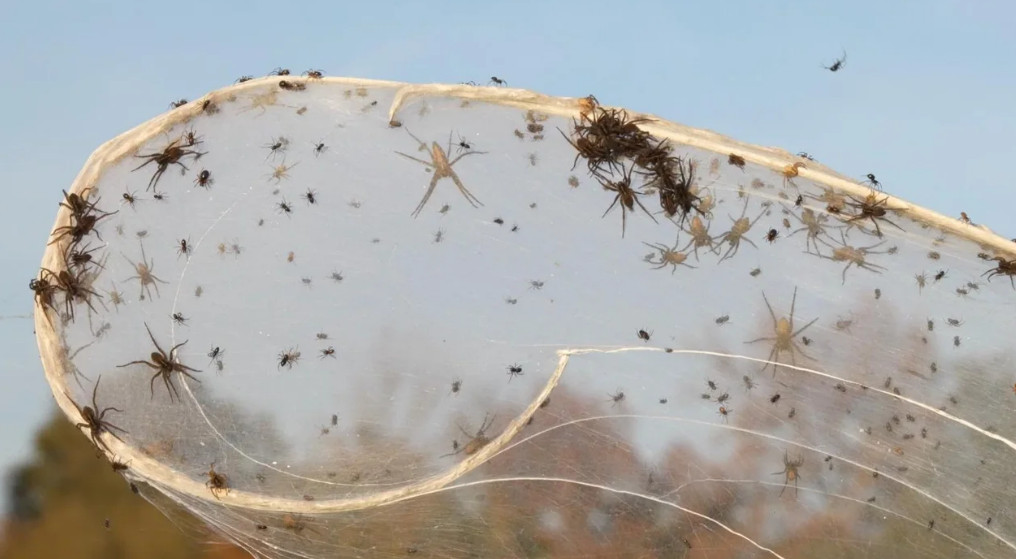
[0,411,243,559]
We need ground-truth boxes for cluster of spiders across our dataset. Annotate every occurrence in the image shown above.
[561,105,704,237]
[33,188,115,323]
[131,130,207,192]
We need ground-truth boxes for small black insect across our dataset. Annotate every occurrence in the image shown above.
[277,200,293,215]
[750,267,762,277]
[953,335,960,347]
[153,191,166,201]
[934,270,947,282]
[489,76,507,86]
[313,142,327,156]
[195,169,212,188]
[865,173,881,189]
[506,363,523,382]
[303,189,317,204]
[207,346,223,364]
[794,194,803,207]
[770,393,781,404]
[320,346,336,359]
[172,312,187,325]
[715,314,730,325]
[637,329,652,342]
[707,380,717,390]
[170,99,188,108]
[493,218,504,225]
[717,392,730,403]
[802,336,812,346]
[823,50,846,72]
[511,224,519,232]
[659,398,668,404]
[765,228,778,243]
[177,238,191,257]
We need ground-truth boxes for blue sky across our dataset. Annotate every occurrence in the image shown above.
[2,0,1015,513]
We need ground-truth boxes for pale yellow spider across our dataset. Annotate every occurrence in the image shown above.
[745,287,818,376]
[395,130,487,217]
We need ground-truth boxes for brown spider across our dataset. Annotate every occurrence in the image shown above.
[132,137,206,192]
[441,414,496,458]
[41,267,102,322]
[745,287,818,376]
[48,212,111,247]
[773,451,804,496]
[65,241,105,272]
[117,322,201,402]
[30,274,58,316]
[842,190,902,238]
[123,242,168,300]
[983,256,1016,289]
[205,463,229,499]
[66,375,127,455]
[643,238,696,273]
[679,216,719,260]
[815,233,888,284]
[781,162,805,187]
[600,164,658,237]
[785,206,838,255]
[396,130,487,217]
[715,199,765,262]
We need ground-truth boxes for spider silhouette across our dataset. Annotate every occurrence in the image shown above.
[66,375,127,455]
[395,130,487,217]
[600,164,657,237]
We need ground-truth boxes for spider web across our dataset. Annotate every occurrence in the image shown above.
[38,78,1016,558]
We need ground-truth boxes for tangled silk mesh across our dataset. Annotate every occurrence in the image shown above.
[36,78,1016,559]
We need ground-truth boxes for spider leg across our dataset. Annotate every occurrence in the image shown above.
[744,335,776,345]
[117,359,156,369]
[840,262,853,284]
[174,368,202,382]
[741,237,759,250]
[410,174,442,218]
[446,149,487,167]
[790,341,816,363]
[395,151,435,167]
[632,195,659,224]
[601,193,622,219]
[143,323,165,357]
[791,316,819,337]
[761,291,778,327]
[449,172,483,208]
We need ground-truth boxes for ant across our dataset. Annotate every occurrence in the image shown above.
[506,363,523,382]
[865,173,881,190]
[303,69,323,78]
[489,76,507,86]
[637,329,652,342]
[823,50,846,72]
[122,188,138,208]
[194,169,212,188]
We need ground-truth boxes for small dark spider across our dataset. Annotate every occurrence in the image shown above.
[728,153,746,169]
[170,99,188,108]
[122,189,138,208]
[269,67,290,76]
[66,375,127,455]
[278,80,306,91]
[773,451,803,496]
[794,194,803,207]
[511,224,519,232]
[717,392,730,403]
[264,136,288,159]
[172,312,187,325]
[205,463,228,499]
[765,228,779,243]
[111,459,129,473]
[194,169,212,188]
[177,238,191,258]
[983,257,1016,288]
[456,135,472,153]
[236,75,254,83]
[717,405,732,422]
[303,69,324,78]
[489,76,507,86]
[506,363,523,382]
[278,347,301,369]
[637,329,652,342]
[493,217,504,225]
[207,346,223,365]
[770,393,781,404]
[313,142,327,156]
[320,346,336,359]
[450,379,462,394]
[716,314,730,325]
[934,269,947,282]
[277,199,293,215]
[303,189,317,204]
[823,50,846,72]
[802,336,812,345]
[707,380,717,391]
[442,414,496,457]
[608,389,625,406]
[946,318,963,327]
[153,192,166,201]
[117,322,201,402]
[30,275,59,317]
[796,152,815,161]
[65,242,104,271]
[954,335,961,347]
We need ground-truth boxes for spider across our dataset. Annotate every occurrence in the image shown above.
[121,188,138,208]
[600,164,658,237]
[765,228,779,243]
[823,50,846,72]
[206,463,229,499]
[66,375,127,455]
[983,256,1016,289]
[64,241,105,272]
[117,322,201,402]
[745,287,818,376]
[608,389,625,406]
[455,134,472,153]
[728,153,746,169]
[715,199,766,262]
[506,363,523,382]
[123,242,168,300]
[781,162,805,187]
[320,346,336,359]
[132,137,206,191]
[773,451,804,496]
[842,190,901,237]
[269,67,290,76]
[264,136,289,159]
[48,212,110,247]
[441,414,496,457]
[30,274,59,316]
[303,69,323,78]
[815,233,888,283]
[41,267,102,323]
[303,189,317,205]
[643,238,696,273]
[172,312,187,325]
[680,216,719,260]
[396,130,487,217]
[267,160,297,184]
[194,169,212,188]
[278,347,301,369]
[489,76,507,86]
[637,329,652,342]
